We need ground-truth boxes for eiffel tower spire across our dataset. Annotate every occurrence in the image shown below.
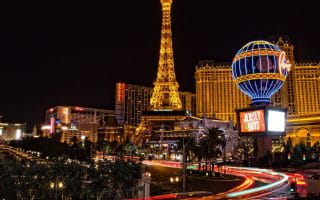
[150,0,182,110]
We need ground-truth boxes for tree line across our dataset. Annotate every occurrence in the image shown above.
[0,156,141,200]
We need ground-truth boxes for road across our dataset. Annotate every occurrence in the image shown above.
[142,160,307,199]
[145,164,243,195]
[0,145,49,164]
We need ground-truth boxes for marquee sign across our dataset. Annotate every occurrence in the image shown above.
[237,106,287,136]
[240,109,265,133]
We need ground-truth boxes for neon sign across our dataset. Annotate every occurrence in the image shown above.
[50,117,55,134]
[278,51,291,73]
[116,83,125,102]
[232,40,288,105]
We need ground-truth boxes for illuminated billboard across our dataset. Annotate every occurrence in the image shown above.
[267,110,285,132]
[239,109,265,133]
[237,106,287,136]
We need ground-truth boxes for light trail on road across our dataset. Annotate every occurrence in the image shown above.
[141,160,293,199]
[225,167,289,198]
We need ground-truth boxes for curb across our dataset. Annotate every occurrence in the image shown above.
[189,175,241,182]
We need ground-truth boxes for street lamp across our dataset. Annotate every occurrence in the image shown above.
[50,180,64,200]
[220,132,237,177]
[169,176,180,184]
[58,182,63,189]
[182,131,198,193]
[146,172,151,177]
[81,135,86,147]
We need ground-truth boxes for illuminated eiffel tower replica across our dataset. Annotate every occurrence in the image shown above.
[150,0,182,110]
[134,0,189,145]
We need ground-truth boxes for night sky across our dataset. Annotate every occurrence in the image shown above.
[1,0,320,130]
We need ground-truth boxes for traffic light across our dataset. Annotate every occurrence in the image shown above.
[290,182,296,193]
[302,154,306,161]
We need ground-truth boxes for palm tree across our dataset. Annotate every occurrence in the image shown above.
[199,127,225,161]
[124,142,137,158]
[86,160,142,200]
[110,140,118,154]
[177,137,200,161]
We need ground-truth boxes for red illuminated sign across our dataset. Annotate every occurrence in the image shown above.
[240,110,265,133]
[116,83,125,102]
[50,117,55,134]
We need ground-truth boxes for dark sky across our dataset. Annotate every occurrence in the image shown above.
[1,0,320,130]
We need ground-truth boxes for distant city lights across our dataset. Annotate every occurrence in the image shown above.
[41,125,51,130]
[15,129,22,140]
[81,135,86,140]
[61,126,68,131]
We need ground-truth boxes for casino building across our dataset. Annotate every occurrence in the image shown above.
[131,0,237,161]
[195,61,250,123]
[115,82,196,125]
[0,122,26,141]
[41,106,114,143]
[195,37,320,147]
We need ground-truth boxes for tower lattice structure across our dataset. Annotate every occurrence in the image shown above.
[150,0,182,110]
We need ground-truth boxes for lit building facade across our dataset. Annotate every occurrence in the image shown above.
[294,62,320,116]
[286,116,320,147]
[195,38,320,121]
[115,82,196,125]
[271,37,296,114]
[97,115,137,144]
[195,37,320,147]
[43,106,114,143]
[141,115,238,161]
[195,61,250,123]
[115,83,152,125]
[284,62,320,146]
[0,122,26,141]
[180,91,196,114]
[132,0,232,152]
[268,38,320,117]
[45,106,114,125]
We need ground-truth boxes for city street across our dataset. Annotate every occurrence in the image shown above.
[145,164,243,195]
[143,160,308,199]
[1,0,320,199]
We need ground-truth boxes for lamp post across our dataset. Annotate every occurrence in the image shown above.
[182,131,197,193]
[170,176,180,184]
[50,179,64,200]
[220,133,235,177]
[154,124,170,160]
[81,135,86,147]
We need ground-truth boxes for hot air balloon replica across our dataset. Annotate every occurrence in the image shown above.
[233,40,291,159]
[232,40,291,105]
